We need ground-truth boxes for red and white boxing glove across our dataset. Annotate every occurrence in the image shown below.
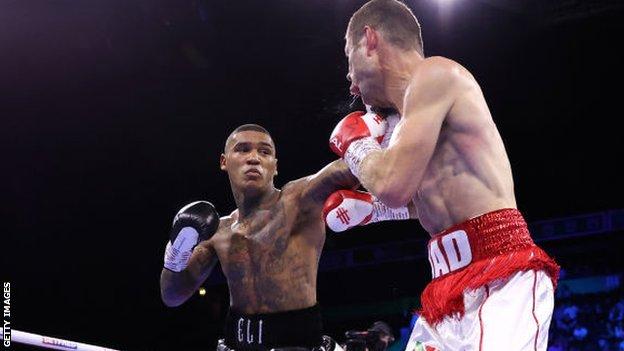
[364,105,400,149]
[322,190,410,232]
[329,111,387,178]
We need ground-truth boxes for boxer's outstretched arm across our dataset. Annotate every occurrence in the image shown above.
[300,159,359,208]
[160,241,218,307]
[358,61,462,207]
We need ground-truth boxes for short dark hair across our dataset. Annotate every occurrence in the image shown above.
[230,124,270,136]
[224,124,273,151]
[347,0,423,55]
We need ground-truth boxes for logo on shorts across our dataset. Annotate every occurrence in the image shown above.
[237,318,263,345]
[428,230,473,279]
[336,207,350,225]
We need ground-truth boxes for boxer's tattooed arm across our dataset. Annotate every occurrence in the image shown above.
[186,242,219,283]
[160,242,218,307]
[300,159,359,207]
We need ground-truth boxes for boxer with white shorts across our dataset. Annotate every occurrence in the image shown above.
[324,0,560,350]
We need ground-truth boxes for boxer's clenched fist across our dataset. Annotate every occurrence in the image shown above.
[164,201,219,272]
[323,189,410,232]
[329,111,387,178]
[329,111,387,156]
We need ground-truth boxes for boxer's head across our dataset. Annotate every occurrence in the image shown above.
[345,0,423,107]
[221,124,278,194]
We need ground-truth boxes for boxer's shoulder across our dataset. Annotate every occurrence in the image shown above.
[422,55,455,66]
[209,212,244,250]
[210,213,235,237]
[421,56,464,73]
[301,161,357,204]
[410,57,471,88]
[219,212,236,226]
[268,179,322,219]
[280,177,324,210]
[403,57,476,116]
[281,178,311,201]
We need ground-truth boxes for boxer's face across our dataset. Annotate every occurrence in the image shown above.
[220,131,277,192]
[345,32,387,107]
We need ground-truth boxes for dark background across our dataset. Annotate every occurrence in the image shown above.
[2,0,623,350]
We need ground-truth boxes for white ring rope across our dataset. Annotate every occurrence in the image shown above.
[5,329,120,350]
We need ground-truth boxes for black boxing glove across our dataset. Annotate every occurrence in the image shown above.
[163,201,220,272]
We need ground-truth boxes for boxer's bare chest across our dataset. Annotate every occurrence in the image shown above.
[214,191,317,285]
[217,200,294,270]
[211,191,322,311]
[412,96,516,233]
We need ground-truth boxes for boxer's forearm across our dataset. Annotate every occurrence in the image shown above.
[302,159,359,206]
[160,268,198,307]
[357,150,405,207]
[160,246,218,307]
[358,148,425,208]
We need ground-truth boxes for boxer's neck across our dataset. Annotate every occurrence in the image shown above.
[235,186,280,219]
[380,48,423,115]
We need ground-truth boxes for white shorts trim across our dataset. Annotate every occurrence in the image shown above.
[406,270,554,351]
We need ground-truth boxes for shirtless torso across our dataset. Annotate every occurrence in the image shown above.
[343,55,518,235]
[402,57,517,234]
[208,183,325,313]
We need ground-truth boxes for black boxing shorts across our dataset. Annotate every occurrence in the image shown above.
[223,304,323,351]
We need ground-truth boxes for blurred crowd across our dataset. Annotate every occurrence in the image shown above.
[547,284,624,351]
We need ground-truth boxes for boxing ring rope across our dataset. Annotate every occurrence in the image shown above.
[5,329,119,350]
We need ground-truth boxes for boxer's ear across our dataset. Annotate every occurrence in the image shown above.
[364,26,378,56]
[220,154,227,171]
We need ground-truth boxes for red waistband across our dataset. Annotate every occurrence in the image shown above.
[420,208,560,325]
[428,208,534,270]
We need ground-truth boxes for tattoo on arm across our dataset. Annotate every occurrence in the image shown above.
[302,160,359,206]
[186,243,218,285]
[160,242,218,306]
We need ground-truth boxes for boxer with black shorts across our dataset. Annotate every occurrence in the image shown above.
[160,124,415,351]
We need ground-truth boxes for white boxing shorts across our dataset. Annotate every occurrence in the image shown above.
[406,209,559,351]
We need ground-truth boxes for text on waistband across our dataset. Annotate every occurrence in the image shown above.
[428,230,473,279]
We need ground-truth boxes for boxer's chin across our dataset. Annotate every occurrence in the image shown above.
[361,93,388,110]
[372,106,399,116]
[241,178,267,193]
[359,93,373,106]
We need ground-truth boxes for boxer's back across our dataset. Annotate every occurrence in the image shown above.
[210,181,325,314]
[412,57,517,234]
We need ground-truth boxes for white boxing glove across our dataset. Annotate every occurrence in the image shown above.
[329,111,388,179]
[322,190,410,232]
[364,104,400,149]
[381,113,400,149]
